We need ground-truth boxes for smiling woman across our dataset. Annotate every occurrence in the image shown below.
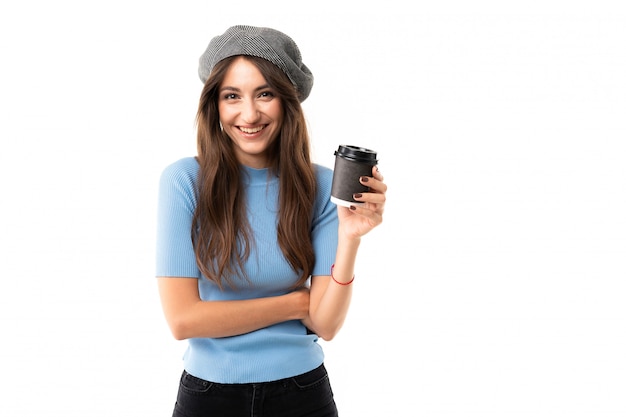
[217,56,285,168]
[155,25,387,417]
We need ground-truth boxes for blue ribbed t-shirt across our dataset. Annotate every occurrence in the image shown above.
[156,157,339,383]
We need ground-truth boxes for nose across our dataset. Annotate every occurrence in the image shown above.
[241,99,260,124]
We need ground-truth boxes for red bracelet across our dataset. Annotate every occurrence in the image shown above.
[330,264,355,285]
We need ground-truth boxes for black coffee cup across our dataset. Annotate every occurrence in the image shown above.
[330,145,378,207]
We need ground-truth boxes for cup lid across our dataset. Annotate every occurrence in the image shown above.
[334,145,378,163]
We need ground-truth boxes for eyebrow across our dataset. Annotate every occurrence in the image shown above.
[219,84,272,94]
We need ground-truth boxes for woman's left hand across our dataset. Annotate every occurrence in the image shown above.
[337,166,387,239]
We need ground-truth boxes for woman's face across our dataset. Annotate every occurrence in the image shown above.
[218,56,283,168]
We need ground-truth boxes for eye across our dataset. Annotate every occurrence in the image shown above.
[259,90,275,99]
[223,93,239,100]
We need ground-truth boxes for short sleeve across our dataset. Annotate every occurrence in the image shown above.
[155,158,201,278]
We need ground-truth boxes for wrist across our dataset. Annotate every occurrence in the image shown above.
[338,228,362,247]
[331,264,355,285]
[287,289,309,320]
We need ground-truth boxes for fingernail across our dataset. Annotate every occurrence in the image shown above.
[353,193,362,199]
[360,176,369,183]
[349,205,357,211]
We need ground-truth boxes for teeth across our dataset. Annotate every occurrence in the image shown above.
[240,126,264,134]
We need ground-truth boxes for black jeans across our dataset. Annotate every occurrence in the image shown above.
[172,364,339,417]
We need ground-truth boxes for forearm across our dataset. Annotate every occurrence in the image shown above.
[184,297,304,339]
[158,278,308,340]
[306,233,361,341]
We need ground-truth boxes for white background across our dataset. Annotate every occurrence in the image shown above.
[1,1,625,416]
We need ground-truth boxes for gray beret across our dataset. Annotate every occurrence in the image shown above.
[198,25,314,102]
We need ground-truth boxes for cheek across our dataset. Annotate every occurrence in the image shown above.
[217,105,229,123]
[217,101,237,123]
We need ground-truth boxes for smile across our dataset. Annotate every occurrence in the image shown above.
[239,126,265,134]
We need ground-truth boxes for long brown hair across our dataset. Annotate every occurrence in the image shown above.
[192,55,316,289]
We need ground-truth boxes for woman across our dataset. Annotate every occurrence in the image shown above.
[156,25,386,417]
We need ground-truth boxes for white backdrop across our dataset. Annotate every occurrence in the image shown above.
[1,1,625,416]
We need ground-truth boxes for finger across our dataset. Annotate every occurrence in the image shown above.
[372,165,384,181]
[349,204,383,225]
[360,175,388,194]
[353,191,386,206]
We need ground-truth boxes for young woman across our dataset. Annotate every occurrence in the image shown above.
[156,25,386,417]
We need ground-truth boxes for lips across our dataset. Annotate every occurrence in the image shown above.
[239,126,265,134]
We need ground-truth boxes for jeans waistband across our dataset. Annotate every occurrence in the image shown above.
[183,363,327,387]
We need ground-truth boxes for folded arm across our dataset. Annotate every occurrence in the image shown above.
[157,277,309,340]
